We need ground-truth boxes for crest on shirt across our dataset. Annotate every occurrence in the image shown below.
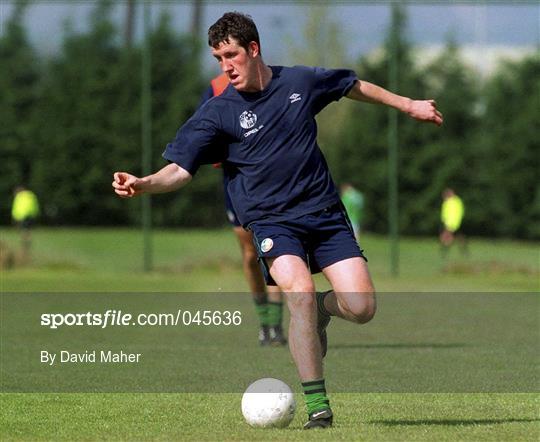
[239,110,257,129]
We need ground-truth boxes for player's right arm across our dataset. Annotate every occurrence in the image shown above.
[112,163,192,198]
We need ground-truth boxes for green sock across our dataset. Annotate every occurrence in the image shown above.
[267,301,283,327]
[253,296,269,326]
[302,379,330,415]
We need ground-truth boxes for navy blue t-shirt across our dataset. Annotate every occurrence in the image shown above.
[163,65,357,226]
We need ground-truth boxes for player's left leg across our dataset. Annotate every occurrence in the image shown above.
[312,257,375,362]
[308,203,375,357]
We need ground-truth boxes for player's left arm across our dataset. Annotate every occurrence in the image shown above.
[346,79,443,126]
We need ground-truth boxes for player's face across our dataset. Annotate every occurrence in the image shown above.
[211,38,259,92]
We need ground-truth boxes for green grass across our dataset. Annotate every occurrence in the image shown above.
[1,228,539,440]
[1,227,538,292]
[2,393,538,441]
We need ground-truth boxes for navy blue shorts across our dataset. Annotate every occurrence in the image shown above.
[249,203,366,286]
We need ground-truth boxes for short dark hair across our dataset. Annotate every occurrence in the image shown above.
[208,12,261,53]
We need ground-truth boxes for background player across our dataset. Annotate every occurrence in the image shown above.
[440,187,467,261]
[11,185,40,263]
[340,183,364,240]
[203,73,287,346]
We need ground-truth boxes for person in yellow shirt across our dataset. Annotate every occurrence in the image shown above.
[440,188,466,259]
[11,186,40,260]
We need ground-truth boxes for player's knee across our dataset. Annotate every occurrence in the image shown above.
[354,303,376,324]
[349,306,376,324]
[344,290,376,324]
[277,275,315,295]
[286,291,316,314]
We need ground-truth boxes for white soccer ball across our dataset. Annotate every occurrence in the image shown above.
[241,378,296,428]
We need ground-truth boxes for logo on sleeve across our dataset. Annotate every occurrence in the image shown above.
[239,110,257,129]
[260,238,274,253]
[289,93,302,104]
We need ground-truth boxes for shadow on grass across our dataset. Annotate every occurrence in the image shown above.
[370,418,540,426]
[330,343,470,350]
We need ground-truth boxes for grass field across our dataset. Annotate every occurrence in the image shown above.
[1,227,537,292]
[1,228,539,441]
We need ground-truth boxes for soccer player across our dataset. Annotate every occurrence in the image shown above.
[11,186,40,262]
[203,74,287,346]
[113,12,443,429]
[440,188,467,259]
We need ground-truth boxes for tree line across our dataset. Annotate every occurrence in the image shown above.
[1,3,538,239]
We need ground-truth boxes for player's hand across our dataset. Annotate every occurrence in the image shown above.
[407,99,443,126]
[112,172,144,198]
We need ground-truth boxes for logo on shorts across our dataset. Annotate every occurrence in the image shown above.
[239,110,257,129]
[260,238,274,253]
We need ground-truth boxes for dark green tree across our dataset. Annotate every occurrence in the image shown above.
[30,3,215,227]
[336,11,483,237]
[335,4,436,234]
[145,11,220,228]
[472,55,540,238]
[413,41,480,235]
[0,1,40,222]
[32,0,134,225]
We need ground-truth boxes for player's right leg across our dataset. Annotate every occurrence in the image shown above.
[250,223,332,428]
[267,255,321,380]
